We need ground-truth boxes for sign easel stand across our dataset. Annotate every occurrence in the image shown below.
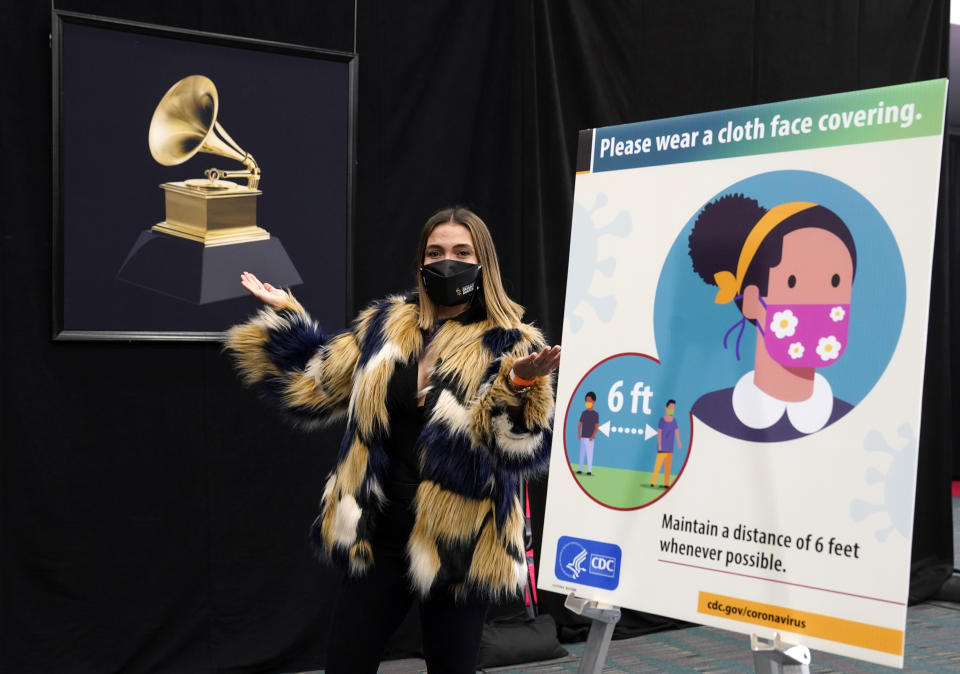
[564,594,812,674]
[750,633,812,674]
[565,593,621,674]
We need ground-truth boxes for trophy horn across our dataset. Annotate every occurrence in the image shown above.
[148,75,260,189]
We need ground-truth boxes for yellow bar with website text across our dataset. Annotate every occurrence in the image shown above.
[697,591,903,655]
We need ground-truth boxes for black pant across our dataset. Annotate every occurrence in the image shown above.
[324,551,489,673]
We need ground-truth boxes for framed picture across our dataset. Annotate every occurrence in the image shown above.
[52,10,355,340]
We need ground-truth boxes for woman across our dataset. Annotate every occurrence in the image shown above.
[225,207,560,673]
[688,194,856,442]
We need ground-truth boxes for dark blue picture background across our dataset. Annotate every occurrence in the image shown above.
[60,21,350,333]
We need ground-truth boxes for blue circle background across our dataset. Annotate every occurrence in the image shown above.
[652,170,905,426]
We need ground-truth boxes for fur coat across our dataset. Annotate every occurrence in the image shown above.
[225,291,555,600]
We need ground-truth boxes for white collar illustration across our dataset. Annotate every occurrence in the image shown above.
[731,370,833,434]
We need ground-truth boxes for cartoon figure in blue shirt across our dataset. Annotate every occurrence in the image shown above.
[577,392,600,475]
[651,399,681,488]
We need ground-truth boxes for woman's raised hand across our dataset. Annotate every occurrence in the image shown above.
[240,271,288,310]
[512,345,562,381]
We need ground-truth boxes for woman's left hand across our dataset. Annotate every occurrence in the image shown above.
[512,345,561,381]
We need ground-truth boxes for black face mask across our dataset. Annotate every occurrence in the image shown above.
[420,259,482,306]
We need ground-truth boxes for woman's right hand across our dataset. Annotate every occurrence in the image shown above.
[240,271,288,310]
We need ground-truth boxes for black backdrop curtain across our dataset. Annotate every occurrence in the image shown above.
[1,1,953,672]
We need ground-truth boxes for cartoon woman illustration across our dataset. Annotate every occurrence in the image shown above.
[688,195,856,441]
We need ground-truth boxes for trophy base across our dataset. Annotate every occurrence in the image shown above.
[157,181,265,246]
[151,221,271,246]
[117,230,302,305]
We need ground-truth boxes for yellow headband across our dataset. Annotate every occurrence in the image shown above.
[712,201,817,304]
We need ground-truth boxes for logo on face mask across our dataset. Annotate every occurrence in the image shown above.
[455,281,476,297]
[760,300,850,368]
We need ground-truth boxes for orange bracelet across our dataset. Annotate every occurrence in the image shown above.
[509,368,537,387]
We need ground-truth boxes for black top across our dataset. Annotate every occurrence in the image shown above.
[372,297,485,554]
[372,357,426,554]
[384,358,426,488]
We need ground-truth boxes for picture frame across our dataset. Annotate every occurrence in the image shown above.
[52,10,356,340]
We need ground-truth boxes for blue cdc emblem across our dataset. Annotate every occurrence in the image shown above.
[555,536,622,590]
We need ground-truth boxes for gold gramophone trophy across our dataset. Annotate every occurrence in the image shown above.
[118,75,301,304]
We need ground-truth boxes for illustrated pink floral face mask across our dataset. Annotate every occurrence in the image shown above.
[758,298,850,368]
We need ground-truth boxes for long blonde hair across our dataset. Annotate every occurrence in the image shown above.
[415,207,524,330]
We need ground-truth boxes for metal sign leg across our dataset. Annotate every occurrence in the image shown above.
[565,593,621,674]
[751,633,812,674]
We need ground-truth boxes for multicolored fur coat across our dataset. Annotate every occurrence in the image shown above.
[225,292,555,600]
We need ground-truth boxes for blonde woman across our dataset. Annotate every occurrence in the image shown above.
[226,207,560,673]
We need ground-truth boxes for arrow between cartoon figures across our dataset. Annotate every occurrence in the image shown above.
[597,421,657,440]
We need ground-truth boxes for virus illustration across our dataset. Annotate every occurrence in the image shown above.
[565,193,632,333]
[850,423,916,542]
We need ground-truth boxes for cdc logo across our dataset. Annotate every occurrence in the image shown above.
[590,554,617,578]
[555,536,622,590]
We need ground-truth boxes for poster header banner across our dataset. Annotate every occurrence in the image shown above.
[587,79,946,173]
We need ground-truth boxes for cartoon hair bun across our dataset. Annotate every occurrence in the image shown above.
[688,194,766,287]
